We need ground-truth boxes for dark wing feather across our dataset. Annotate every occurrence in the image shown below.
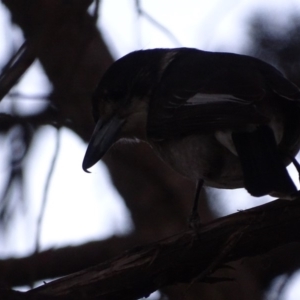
[147,50,299,140]
[148,95,266,139]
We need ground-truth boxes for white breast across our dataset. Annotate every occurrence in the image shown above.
[149,134,244,189]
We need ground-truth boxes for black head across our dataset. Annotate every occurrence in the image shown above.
[91,48,172,122]
[83,48,174,171]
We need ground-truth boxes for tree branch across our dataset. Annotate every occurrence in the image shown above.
[0,235,145,287]
[2,198,300,300]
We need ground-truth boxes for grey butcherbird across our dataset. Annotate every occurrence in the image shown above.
[83,48,300,221]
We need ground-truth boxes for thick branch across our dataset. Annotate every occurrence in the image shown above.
[0,235,144,287]
[2,198,299,300]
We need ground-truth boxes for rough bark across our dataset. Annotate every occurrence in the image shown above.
[2,199,300,300]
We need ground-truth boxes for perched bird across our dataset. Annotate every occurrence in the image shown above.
[83,48,300,209]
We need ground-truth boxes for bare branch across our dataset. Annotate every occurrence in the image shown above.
[1,198,299,300]
[135,0,182,47]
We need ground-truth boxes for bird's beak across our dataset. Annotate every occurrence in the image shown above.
[82,114,125,172]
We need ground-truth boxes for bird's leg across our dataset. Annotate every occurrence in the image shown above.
[275,153,300,200]
[288,155,300,199]
[188,179,204,229]
[290,156,300,183]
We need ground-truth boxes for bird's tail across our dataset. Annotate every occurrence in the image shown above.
[232,125,297,197]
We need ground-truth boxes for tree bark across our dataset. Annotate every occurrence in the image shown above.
[1,199,300,300]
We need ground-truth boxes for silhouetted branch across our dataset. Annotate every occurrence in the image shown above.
[135,0,181,46]
[34,128,61,253]
[0,41,36,101]
[1,198,300,299]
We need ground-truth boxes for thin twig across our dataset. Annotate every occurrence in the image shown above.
[0,40,37,101]
[0,41,28,77]
[34,128,61,254]
[135,0,181,47]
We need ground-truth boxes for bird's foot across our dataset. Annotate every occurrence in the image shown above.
[188,211,203,231]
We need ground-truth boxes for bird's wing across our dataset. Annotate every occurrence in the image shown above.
[148,74,267,139]
[147,51,299,140]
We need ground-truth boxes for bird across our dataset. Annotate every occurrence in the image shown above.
[83,47,300,219]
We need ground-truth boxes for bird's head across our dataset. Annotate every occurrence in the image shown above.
[82,49,175,172]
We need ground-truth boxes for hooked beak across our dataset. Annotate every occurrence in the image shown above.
[82,115,125,172]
